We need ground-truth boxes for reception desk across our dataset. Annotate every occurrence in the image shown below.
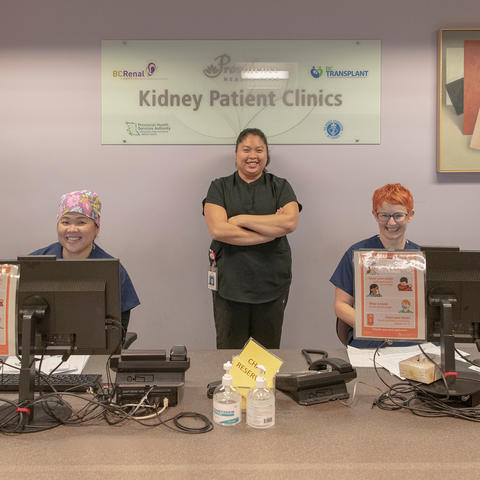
[1,349,479,480]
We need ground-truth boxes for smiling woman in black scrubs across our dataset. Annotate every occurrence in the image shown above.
[203,128,301,349]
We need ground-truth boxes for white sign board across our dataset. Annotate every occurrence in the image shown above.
[102,40,380,144]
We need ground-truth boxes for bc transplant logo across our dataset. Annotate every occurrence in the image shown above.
[310,66,323,78]
[310,65,368,79]
[324,120,343,139]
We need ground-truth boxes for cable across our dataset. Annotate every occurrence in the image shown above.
[122,403,168,420]
[172,412,214,433]
[454,347,480,367]
[157,411,214,434]
[0,350,213,434]
[301,349,328,367]
[341,380,384,407]
[371,344,480,421]
[417,344,450,399]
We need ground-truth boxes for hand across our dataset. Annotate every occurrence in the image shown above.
[227,215,242,226]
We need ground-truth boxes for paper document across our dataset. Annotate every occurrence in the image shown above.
[347,343,468,379]
[0,355,90,375]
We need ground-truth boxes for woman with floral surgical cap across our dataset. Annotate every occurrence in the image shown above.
[30,190,140,334]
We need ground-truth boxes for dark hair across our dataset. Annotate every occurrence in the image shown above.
[399,277,408,283]
[369,284,379,291]
[235,128,270,166]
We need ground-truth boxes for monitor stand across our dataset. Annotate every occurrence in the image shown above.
[418,295,480,407]
[0,296,71,429]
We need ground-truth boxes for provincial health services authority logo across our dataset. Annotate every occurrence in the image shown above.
[324,120,343,139]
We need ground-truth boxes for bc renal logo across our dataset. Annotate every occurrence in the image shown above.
[324,120,343,139]
[146,62,156,76]
[112,62,157,79]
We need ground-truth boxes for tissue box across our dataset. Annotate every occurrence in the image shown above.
[399,353,442,384]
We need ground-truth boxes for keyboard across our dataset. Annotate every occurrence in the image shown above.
[0,373,102,392]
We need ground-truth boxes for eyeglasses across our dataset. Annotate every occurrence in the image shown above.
[375,212,409,223]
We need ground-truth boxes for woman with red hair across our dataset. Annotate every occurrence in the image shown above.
[330,184,419,348]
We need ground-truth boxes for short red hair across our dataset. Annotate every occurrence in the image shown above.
[372,184,414,211]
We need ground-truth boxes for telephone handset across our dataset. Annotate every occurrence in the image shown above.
[301,348,354,374]
[275,349,356,405]
[309,357,355,374]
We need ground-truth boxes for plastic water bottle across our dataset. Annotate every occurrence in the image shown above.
[246,365,275,429]
[213,361,242,426]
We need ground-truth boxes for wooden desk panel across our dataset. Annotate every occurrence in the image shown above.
[1,350,480,480]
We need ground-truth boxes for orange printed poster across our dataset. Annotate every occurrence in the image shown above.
[0,264,19,356]
[353,250,426,342]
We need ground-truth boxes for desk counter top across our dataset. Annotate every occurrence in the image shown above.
[2,349,480,480]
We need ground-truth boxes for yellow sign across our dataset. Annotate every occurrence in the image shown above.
[230,338,284,399]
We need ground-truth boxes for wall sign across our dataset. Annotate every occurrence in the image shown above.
[102,40,381,144]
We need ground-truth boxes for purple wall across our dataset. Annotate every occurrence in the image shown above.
[2,0,480,348]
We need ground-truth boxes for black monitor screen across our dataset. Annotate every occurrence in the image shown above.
[425,249,480,343]
[17,256,122,355]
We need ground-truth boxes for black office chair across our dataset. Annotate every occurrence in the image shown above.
[121,310,137,349]
[123,331,138,349]
[336,317,351,347]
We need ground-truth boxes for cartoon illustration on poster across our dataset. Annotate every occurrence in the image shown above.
[353,250,426,341]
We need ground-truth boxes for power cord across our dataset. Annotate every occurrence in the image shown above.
[170,412,214,434]
[341,380,384,407]
[0,355,213,434]
[370,343,480,421]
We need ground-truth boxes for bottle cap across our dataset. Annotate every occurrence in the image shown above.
[256,365,267,388]
[222,361,233,387]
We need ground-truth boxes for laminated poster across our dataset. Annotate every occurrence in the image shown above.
[353,250,426,341]
[0,264,19,356]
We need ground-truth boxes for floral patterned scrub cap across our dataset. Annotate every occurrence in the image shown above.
[56,190,102,227]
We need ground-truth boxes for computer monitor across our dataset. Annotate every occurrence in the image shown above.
[420,245,460,255]
[423,248,480,405]
[17,255,122,355]
[4,255,123,426]
[424,249,480,344]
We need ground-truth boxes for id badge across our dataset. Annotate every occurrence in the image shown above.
[208,249,218,291]
[208,266,218,291]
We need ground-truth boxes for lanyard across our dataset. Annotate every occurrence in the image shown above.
[209,249,217,266]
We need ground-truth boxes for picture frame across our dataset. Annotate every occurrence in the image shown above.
[438,28,480,172]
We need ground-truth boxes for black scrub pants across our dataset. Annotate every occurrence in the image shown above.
[212,290,289,349]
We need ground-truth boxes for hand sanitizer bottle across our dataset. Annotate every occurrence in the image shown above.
[213,361,242,426]
[247,365,275,429]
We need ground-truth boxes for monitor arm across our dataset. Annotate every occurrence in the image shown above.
[18,296,48,420]
[428,294,457,386]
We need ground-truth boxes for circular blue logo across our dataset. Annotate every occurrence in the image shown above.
[324,120,343,139]
[310,66,323,78]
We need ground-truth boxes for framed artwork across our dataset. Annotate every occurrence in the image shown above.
[438,28,480,172]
